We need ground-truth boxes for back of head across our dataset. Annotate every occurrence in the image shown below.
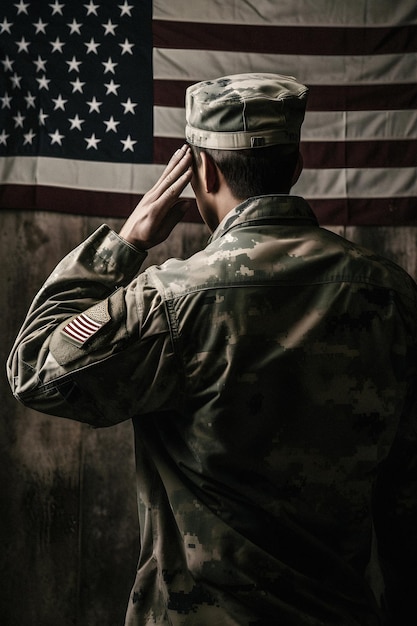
[185,73,308,198]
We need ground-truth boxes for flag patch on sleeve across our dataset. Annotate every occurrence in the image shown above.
[61,301,111,347]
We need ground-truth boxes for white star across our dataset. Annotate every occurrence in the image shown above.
[102,57,117,74]
[0,93,12,109]
[67,19,82,35]
[102,19,117,35]
[0,18,13,34]
[121,135,137,152]
[85,133,101,149]
[84,37,100,54]
[103,116,120,133]
[10,72,22,89]
[1,56,14,72]
[66,56,82,72]
[104,79,120,95]
[119,38,134,55]
[49,129,65,145]
[86,96,102,113]
[118,1,133,17]
[13,111,25,128]
[68,114,85,130]
[39,109,49,125]
[49,1,65,15]
[14,1,30,15]
[70,78,85,93]
[52,94,67,111]
[16,37,31,53]
[84,1,99,15]
[23,129,36,145]
[24,91,36,108]
[33,56,47,72]
[121,97,137,114]
[50,37,65,53]
[36,75,51,90]
[33,18,48,34]
[0,130,9,145]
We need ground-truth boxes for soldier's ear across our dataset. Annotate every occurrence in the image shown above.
[200,151,220,194]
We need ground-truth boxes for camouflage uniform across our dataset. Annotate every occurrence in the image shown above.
[7,194,417,625]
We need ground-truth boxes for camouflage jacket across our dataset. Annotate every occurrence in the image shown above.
[7,195,417,625]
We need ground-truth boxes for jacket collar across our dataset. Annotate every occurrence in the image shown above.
[209,195,319,243]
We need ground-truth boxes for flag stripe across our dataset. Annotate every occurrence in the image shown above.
[3,157,415,200]
[294,167,417,199]
[154,137,417,170]
[153,48,417,86]
[307,84,417,112]
[307,197,417,226]
[0,157,157,193]
[2,182,415,226]
[0,183,140,217]
[154,80,417,112]
[303,141,417,169]
[153,0,417,28]
[153,20,417,56]
[62,312,104,343]
[155,108,417,142]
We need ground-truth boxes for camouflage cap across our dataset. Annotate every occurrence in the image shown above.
[185,73,308,150]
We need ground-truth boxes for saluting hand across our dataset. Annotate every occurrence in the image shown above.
[119,144,193,250]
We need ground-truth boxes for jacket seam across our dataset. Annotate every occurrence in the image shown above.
[156,277,414,302]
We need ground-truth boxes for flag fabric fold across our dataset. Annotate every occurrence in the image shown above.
[0,0,416,225]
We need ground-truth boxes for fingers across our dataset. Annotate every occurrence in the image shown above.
[147,145,192,219]
[151,144,192,195]
[165,144,191,176]
[118,145,193,249]
[160,163,192,205]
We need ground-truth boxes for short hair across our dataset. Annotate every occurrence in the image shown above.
[190,144,299,200]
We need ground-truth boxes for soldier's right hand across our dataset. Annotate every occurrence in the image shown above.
[118,144,193,250]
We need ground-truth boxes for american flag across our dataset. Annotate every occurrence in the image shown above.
[62,311,106,345]
[0,0,416,225]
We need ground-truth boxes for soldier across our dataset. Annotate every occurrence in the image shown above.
[7,73,417,625]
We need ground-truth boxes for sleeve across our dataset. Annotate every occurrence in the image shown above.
[6,225,183,427]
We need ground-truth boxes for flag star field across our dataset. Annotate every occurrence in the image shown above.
[0,0,153,163]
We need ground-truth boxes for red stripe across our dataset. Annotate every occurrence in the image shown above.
[63,326,90,342]
[154,80,417,112]
[63,323,91,342]
[1,183,416,226]
[0,184,202,222]
[153,20,417,55]
[63,327,83,342]
[153,137,417,169]
[307,84,417,112]
[302,140,417,169]
[63,314,102,342]
[310,197,417,226]
[0,184,139,218]
[72,314,101,332]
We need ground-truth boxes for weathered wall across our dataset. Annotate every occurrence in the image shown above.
[1,209,416,625]
[0,210,209,626]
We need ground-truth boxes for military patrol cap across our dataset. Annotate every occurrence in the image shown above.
[185,72,308,150]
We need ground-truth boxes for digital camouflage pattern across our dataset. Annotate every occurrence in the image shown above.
[185,73,308,150]
[7,195,417,625]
